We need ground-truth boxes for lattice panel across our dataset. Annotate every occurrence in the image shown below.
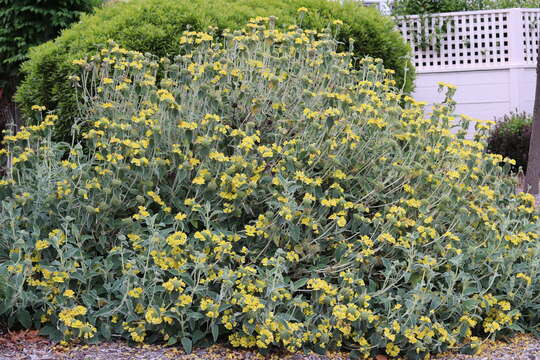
[522,10,540,63]
[397,10,512,71]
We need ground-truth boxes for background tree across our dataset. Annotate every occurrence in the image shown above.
[524,40,540,195]
[0,0,100,133]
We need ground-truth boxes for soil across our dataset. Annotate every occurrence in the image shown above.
[1,329,539,360]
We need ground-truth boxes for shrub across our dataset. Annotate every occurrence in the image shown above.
[15,0,414,142]
[2,21,539,359]
[486,111,532,173]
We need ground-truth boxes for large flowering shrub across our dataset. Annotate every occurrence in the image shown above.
[1,19,539,359]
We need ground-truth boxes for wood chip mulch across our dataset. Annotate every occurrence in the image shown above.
[1,329,540,360]
[432,334,540,360]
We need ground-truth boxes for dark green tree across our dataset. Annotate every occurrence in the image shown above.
[0,0,100,96]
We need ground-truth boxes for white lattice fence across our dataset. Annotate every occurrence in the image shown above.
[396,8,540,126]
[522,10,540,64]
[396,8,540,72]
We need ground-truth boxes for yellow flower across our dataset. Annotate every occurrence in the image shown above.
[35,240,50,251]
[163,277,186,292]
[177,294,192,307]
[498,300,511,311]
[241,294,264,313]
[133,206,150,220]
[383,328,395,341]
[63,290,75,298]
[175,212,187,221]
[404,198,422,208]
[516,273,532,285]
[166,232,188,247]
[386,342,400,357]
[145,307,162,325]
[128,287,143,298]
[286,251,300,262]
[200,298,219,318]
[332,304,347,320]
[192,176,205,185]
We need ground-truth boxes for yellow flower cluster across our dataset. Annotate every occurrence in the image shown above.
[59,306,96,339]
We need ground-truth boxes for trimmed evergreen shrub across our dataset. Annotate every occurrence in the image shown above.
[1,21,539,359]
[15,0,414,141]
[486,111,532,173]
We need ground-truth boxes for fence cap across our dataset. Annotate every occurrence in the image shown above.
[394,7,540,20]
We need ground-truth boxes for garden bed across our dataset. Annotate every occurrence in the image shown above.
[1,330,540,360]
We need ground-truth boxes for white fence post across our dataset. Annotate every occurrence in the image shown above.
[508,9,525,65]
[508,8,526,112]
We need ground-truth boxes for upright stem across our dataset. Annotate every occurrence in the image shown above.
[524,39,540,195]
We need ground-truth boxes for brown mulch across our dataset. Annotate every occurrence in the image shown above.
[431,334,540,360]
[1,329,539,360]
[0,329,347,360]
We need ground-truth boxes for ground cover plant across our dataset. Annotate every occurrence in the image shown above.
[1,18,540,360]
[14,0,413,143]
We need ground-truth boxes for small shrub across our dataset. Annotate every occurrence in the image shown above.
[15,0,414,142]
[1,20,539,359]
[486,111,532,173]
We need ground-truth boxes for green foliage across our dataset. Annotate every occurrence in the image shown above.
[0,274,6,305]
[392,0,470,15]
[2,22,540,358]
[14,0,414,142]
[392,0,539,15]
[477,0,540,9]
[487,111,532,173]
[0,0,100,95]
[0,262,10,319]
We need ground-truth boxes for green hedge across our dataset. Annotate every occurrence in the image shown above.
[15,0,414,141]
